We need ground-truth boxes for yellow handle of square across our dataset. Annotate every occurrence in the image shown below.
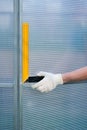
[22,23,29,83]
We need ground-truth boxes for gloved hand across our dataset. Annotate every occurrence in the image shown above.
[32,71,63,92]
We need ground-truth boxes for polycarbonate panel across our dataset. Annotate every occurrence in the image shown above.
[22,0,87,130]
[0,0,19,130]
[0,0,14,83]
[23,84,87,130]
[0,87,14,130]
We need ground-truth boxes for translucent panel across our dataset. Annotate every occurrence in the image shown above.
[0,87,14,130]
[0,1,14,83]
[0,0,19,130]
[0,0,13,12]
[23,0,87,130]
[23,0,87,74]
[23,84,87,130]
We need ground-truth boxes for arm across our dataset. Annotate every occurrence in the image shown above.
[32,66,87,92]
[62,66,87,83]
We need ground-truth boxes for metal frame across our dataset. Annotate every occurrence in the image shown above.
[14,0,22,130]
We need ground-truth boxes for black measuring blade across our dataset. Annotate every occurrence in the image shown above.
[24,76,44,83]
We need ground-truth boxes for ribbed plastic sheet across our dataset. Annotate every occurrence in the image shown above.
[0,1,16,130]
[0,87,14,130]
[0,0,14,83]
[22,0,87,129]
[23,83,87,130]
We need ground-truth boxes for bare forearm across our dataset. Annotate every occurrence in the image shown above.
[62,66,87,84]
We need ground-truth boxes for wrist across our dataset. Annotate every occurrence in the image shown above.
[62,72,72,84]
[55,74,63,85]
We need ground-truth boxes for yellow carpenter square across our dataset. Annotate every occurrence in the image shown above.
[22,23,29,83]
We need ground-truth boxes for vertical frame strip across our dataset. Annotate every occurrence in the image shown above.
[14,0,21,130]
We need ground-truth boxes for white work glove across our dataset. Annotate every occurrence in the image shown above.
[32,71,63,93]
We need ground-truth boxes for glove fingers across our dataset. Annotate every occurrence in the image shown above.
[37,85,45,92]
[37,85,48,93]
[37,71,47,76]
[32,78,45,89]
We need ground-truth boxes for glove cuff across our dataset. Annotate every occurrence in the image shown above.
[55,74,63,85]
